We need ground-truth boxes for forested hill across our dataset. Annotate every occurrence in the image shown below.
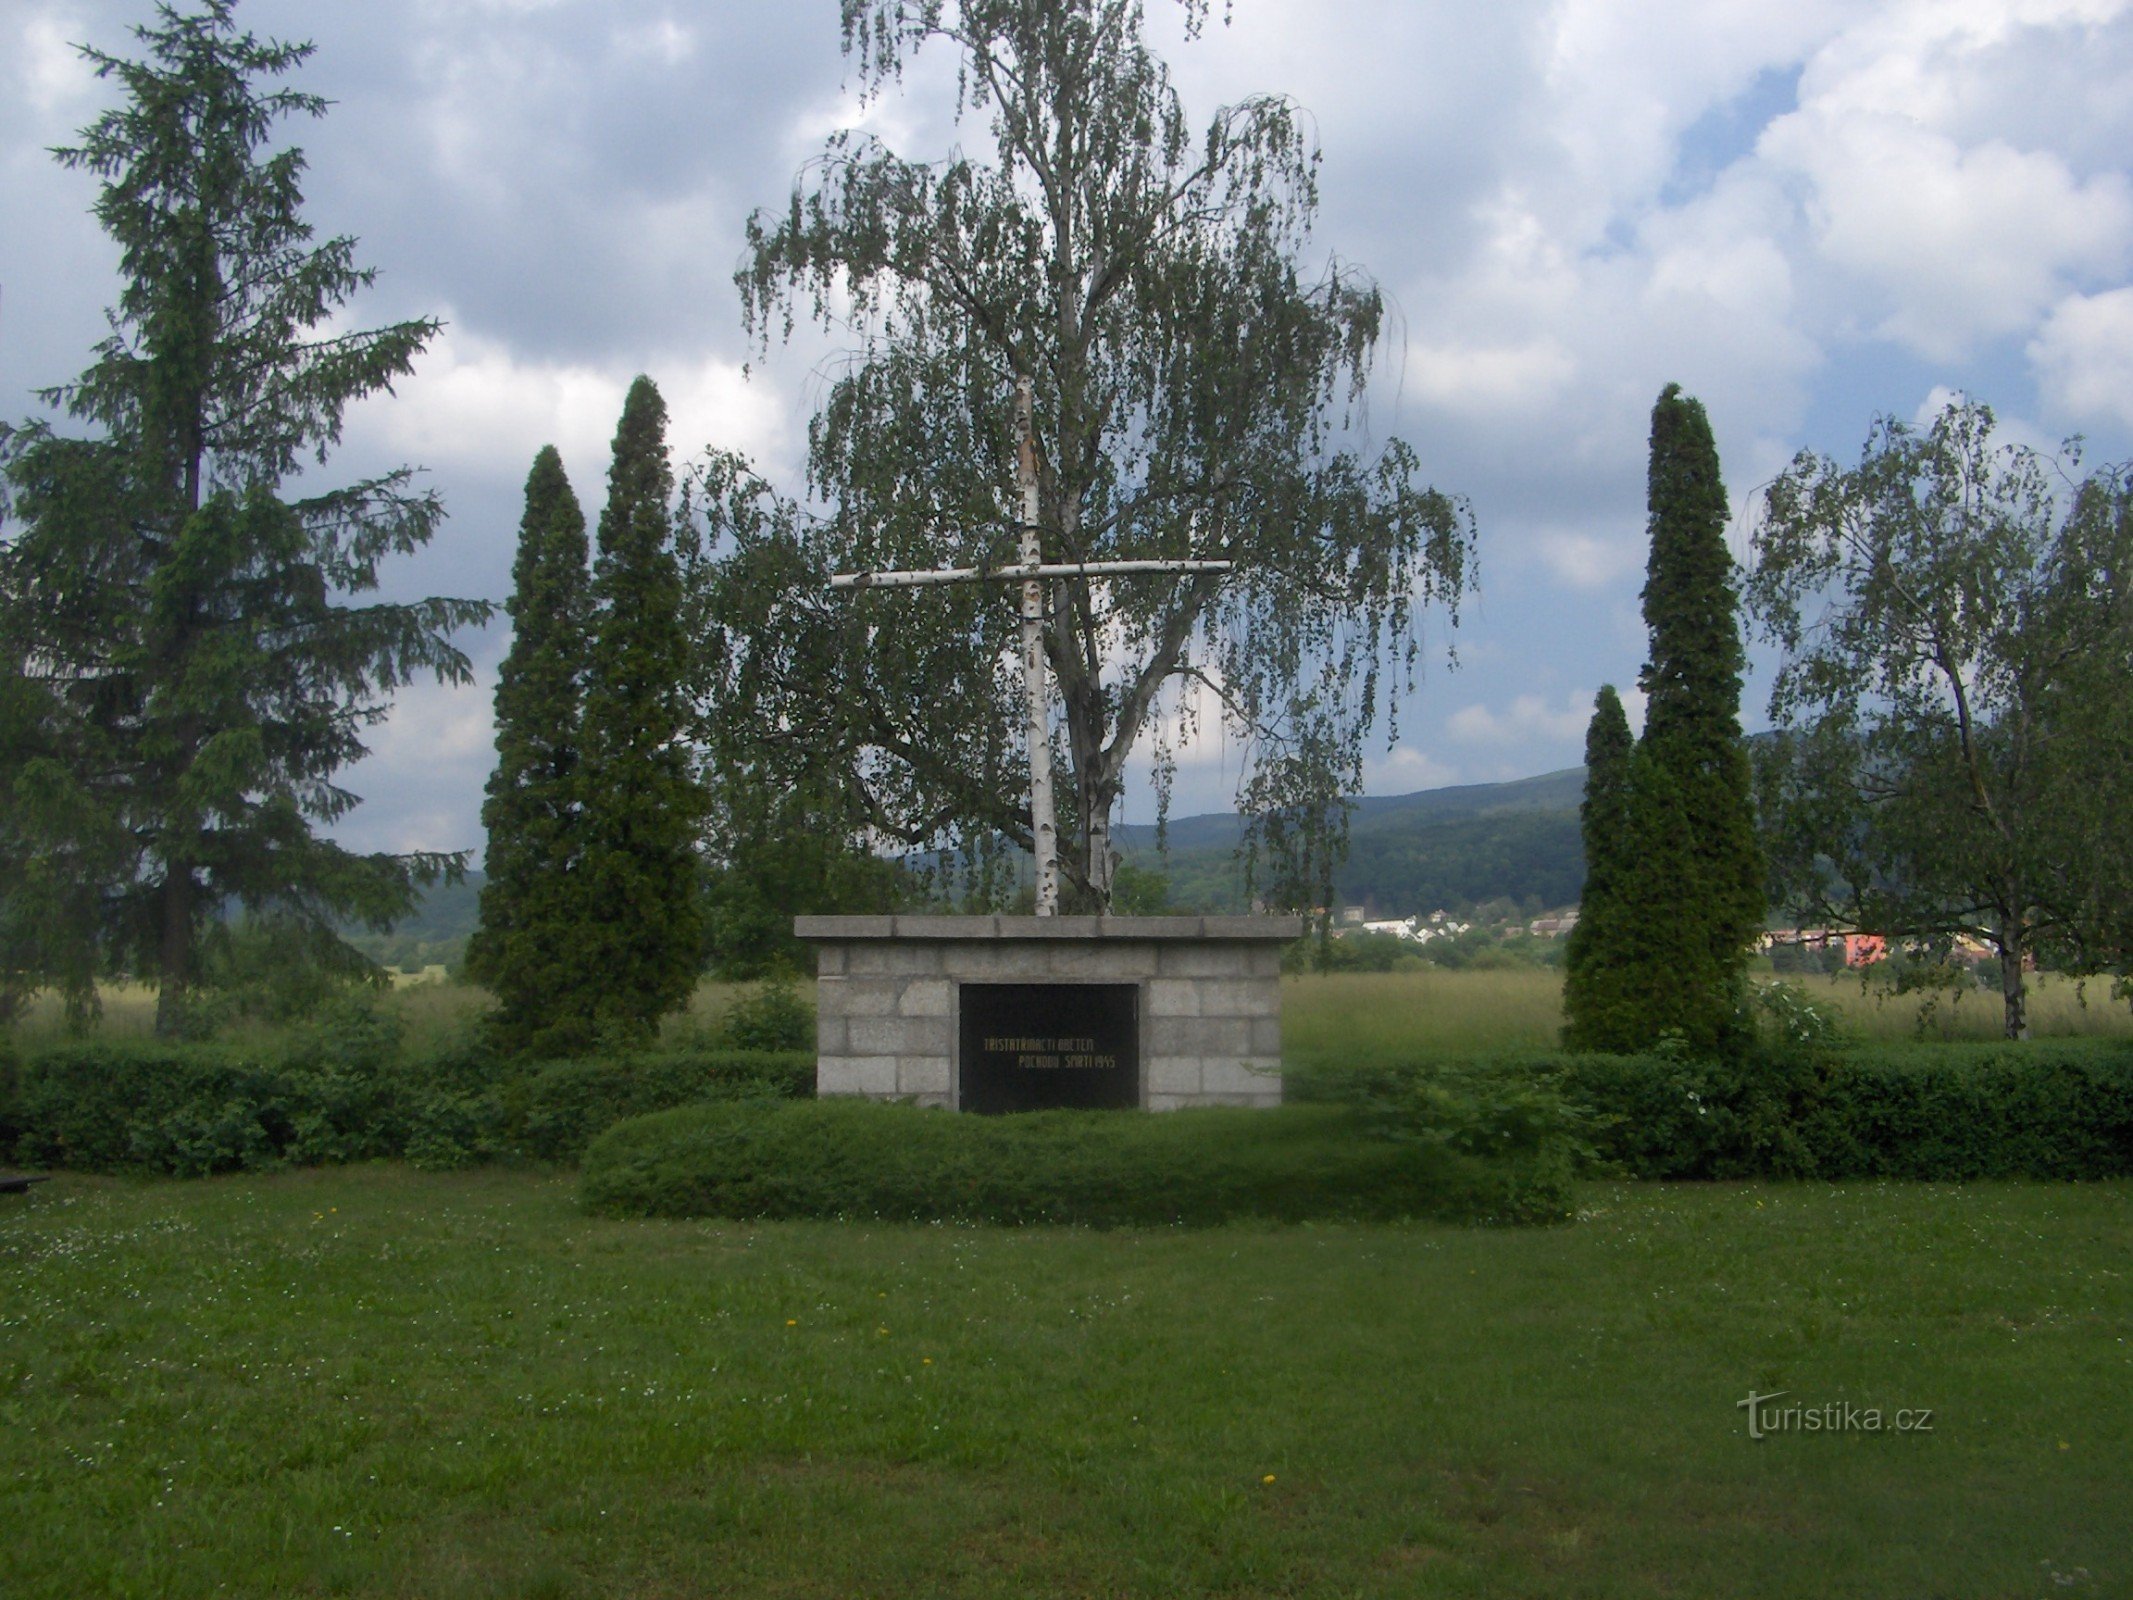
[370,766,1589,957]
[1123,767,1587,914]
[340,872,484,971]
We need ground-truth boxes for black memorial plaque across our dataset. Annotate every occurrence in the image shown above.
[957,983,1140,1113]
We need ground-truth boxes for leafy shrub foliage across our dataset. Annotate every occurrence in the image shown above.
[1299,1040,2133,1181]
[714,976,813,1053]
[6,1033,502,1177]
[506,1048,813,1161]
[579,1098,1577,1227]
[4,1003,812,1177]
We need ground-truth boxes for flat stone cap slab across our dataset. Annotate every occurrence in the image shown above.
[794,914,1305,942]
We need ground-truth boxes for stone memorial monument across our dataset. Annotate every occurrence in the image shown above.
[796,913,1300,1112]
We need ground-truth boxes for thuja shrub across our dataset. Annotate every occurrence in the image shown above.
[579,1098,1578,1227]
[505,1049,814,1161]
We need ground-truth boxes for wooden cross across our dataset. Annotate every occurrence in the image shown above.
[830,377,1230,915]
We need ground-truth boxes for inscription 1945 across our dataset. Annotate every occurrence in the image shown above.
[959,984,1139,1112]
[980,1035,1119,1072]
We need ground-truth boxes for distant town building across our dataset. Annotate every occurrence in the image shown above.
[1766,928,1890,966]
[1331,912,1473,944]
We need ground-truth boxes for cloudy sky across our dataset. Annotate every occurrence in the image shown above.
[6,0,2132,863]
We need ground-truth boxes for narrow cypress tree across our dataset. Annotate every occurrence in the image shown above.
[467,446,593,1053]
[1625,383,1765,1053]
[1561,684,1636,1049]
[575,377,705,1044]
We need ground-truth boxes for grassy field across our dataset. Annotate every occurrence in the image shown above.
[1280,967,2133,1069]
[4,976,786,1053]
[23,965,2129,1066]
[3,1166,2126,1598]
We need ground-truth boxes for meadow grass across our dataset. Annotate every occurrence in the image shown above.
[3,1165,2126,1597]
[1782,970,2133,1041]
[1280,966,2133,1068]
[16,967,2125,1064]
[1283,969,1567,1066]
[5,975,814,1054]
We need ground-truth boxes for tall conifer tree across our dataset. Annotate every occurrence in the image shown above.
[0,2,489,1035]
[1624,383,1764,1053]
[467,446,593,1052]
[1561,684,1637,1049]
[576,378,704,1043]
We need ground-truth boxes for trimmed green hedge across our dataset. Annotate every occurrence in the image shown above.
[5,1039,488,1176]
[579,1098,1578,1227]
[2,1027,813,1176]
[1297,1040,2133,1181]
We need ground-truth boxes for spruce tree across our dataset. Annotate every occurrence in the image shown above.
[1561,684,1636,1049]
[467,446,594,1053]
[0,3,490,1035]
[1625,383,1765,1053]
[575,378,704,1044]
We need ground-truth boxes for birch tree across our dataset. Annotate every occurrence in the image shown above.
[696,0,1473,912]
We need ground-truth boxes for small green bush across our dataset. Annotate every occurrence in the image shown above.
[715,977,813,1052]
[579,1098,1577,1227]
[1347,1059,1600,1185]
[506,1048,814,1161]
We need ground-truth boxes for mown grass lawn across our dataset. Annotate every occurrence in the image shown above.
[4,1166,2126,1598]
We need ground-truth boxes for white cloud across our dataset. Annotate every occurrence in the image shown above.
[1141,669,1243,776]
[1448,691,1597,747]
[621,18,697,68]
[1364,745,1461,795]
[342,322,788,491]
[2030,286,2133,428]
[1534,529,1643,591]
[1743,0,2133,360]
[1763,110,2132,358]
[13,12,93,115]
[1541,0,1849,229]
[1619,685,1649,737]
[1409,334,1577,414]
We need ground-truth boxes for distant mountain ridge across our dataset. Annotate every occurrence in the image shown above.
[374,766,1592,946]
[1120,766,1588,914]
[1112,766,1585,855]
